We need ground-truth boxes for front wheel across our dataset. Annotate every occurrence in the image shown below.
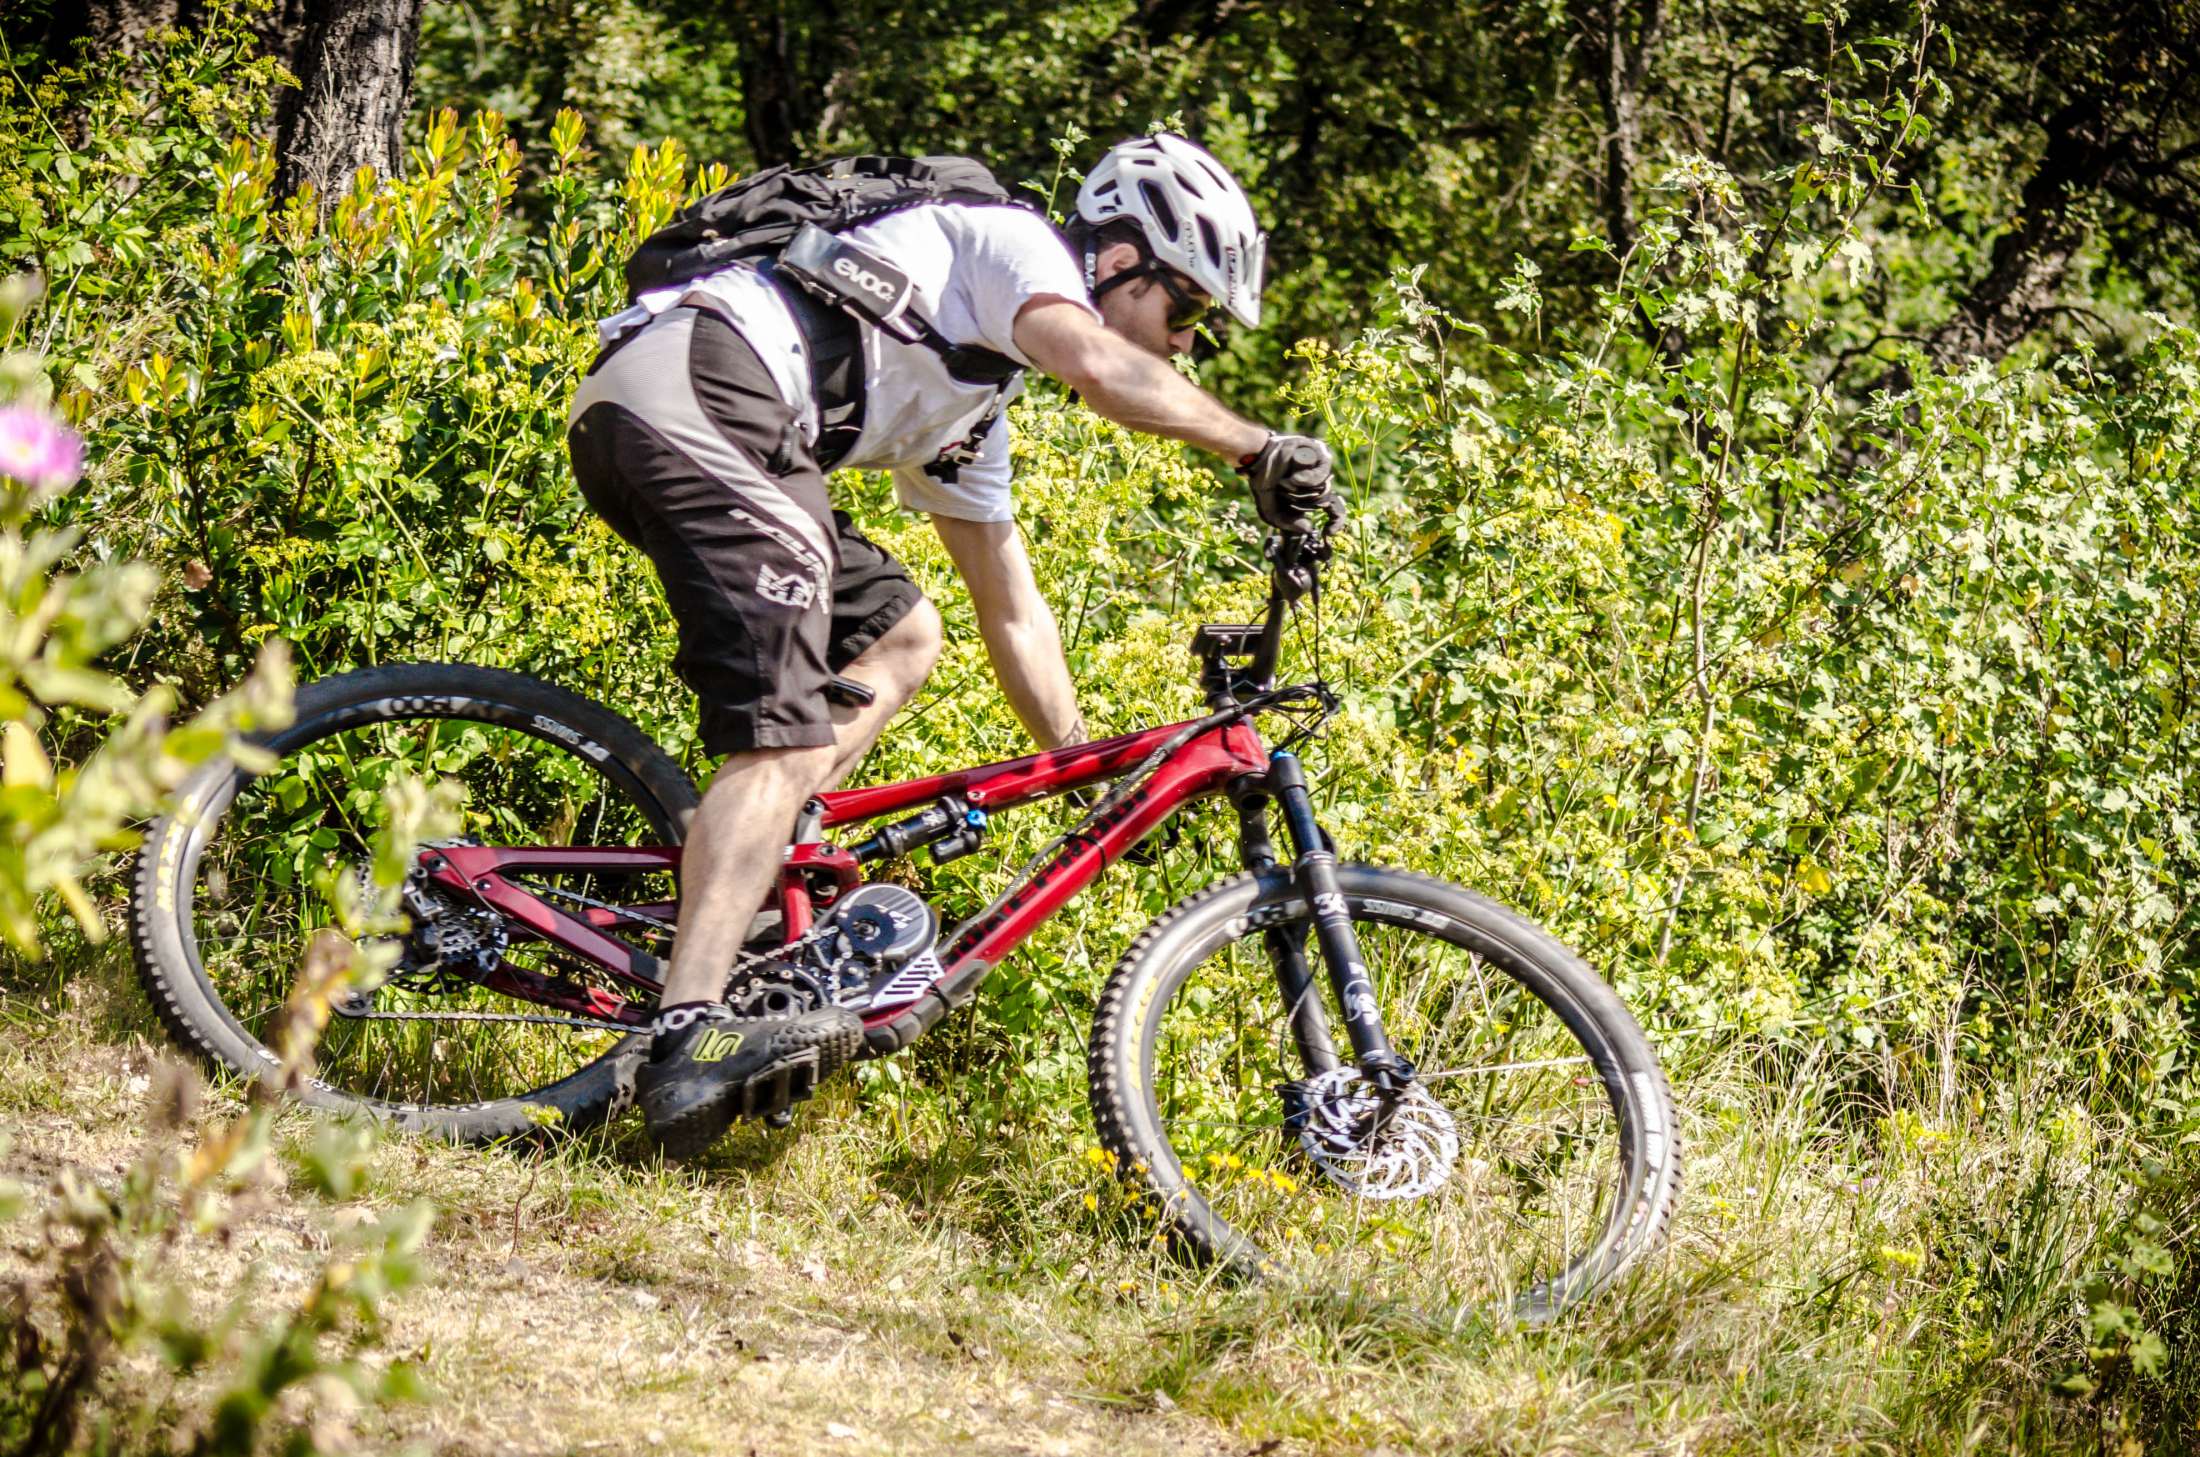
[1088,865,1681,1319]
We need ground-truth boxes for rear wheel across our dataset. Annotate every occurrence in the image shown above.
[130,663,697,1141]
[1089,865,1681,1318]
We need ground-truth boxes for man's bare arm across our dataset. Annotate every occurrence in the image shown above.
[1012,298,1267,462]
[929,513,1087,749]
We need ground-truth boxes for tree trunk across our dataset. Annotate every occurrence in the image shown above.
[270,0,427,202]
[1576,0,1663,259]
[13,0,201,59]
[738,7,803,165]
[1920,95,2122,365]
[1860,92,2128,400]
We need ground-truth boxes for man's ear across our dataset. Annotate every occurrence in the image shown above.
[1093,240,1144,287]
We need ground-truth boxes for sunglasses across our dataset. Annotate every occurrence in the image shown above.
[1149,266,1215,333]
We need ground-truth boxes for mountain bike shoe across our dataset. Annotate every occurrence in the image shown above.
[636,1001,864,1158]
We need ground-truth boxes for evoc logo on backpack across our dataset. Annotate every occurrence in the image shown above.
[780,225,913,326]
[831,255,898,301]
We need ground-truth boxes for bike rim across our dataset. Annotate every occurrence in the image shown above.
[177,705,675,1114]
[1138,897,1641,1313]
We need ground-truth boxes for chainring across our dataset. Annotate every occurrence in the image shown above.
[724,960,836,1017]
[1288,1066,1460,1202]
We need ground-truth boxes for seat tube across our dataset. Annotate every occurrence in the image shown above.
[1266,752,1413,1090]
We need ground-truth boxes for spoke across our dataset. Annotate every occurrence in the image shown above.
[1141,905,1632,1305]
[1421,1054,1593,1078]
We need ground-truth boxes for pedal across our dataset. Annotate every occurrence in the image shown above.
[763,1107,794,1129]
[824,675,876,708]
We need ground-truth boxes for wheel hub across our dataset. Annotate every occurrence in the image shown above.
[341,864,511,1005]
[1286,1067,1459,1202]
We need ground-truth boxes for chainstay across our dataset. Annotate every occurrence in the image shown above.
[434,863,840,1001]
[520,878,678,935]
[343,915,843,1030]
[336,1007,640,1031]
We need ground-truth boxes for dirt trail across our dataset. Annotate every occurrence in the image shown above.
[1,1038,1248,1457]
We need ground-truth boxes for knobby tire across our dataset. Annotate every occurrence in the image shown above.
[1088,864,1681,1319]
[129,663,697,1142]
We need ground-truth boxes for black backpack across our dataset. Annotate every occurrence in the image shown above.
[623,154,1034,473]
[626,154,1015,299]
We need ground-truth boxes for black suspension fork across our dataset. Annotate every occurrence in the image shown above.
[1264,751,1416,1096]
[1231,773,1341,1078]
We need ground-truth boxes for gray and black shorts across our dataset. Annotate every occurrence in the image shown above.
[566,307,921,755]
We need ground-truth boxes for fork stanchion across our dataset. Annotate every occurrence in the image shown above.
[1267,750,1416,1097]
[1231,773,1343,1078]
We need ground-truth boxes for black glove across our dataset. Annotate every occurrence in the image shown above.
[1239,433,1343,540]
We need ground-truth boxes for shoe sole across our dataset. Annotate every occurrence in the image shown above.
[645,1016,865,1160]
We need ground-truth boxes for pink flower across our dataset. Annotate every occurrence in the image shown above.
[0,404,85,495]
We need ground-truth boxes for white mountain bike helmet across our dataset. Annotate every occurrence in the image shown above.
[1075,134,1266,328]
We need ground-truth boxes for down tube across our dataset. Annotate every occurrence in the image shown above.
[935,722,1267,991]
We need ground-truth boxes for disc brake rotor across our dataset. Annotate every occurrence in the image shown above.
[1290,1066,1460,1202]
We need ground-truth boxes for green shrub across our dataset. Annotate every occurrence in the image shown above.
[6,7,2193,1086]
[2,4,2197,1444]
[0,256,457,1454]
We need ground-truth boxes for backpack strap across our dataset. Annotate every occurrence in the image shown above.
[920,391,1009,485]
[767,278,867,469]
[777,221,1024,385]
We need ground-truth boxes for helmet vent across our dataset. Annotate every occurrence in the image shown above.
[1197,216,1223,267]
[1137,180,1181,241]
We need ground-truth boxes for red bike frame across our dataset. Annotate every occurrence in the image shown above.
[414,714,1272,1033]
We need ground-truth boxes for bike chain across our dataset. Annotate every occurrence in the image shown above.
[521,878,677,935]
[334,1007,639,1032]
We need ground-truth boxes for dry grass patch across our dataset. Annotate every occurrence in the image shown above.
[3,953,2183,1455]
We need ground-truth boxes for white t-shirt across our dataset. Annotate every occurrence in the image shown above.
[595,202,1097,522]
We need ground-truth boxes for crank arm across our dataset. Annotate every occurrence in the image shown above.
[1267,751,1416,1097]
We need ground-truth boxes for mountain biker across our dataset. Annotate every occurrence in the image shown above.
[565,133,1343,1156]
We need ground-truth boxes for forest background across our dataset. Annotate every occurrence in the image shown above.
[0,0,2197,1451]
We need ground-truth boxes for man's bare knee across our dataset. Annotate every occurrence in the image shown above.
[852,599,941,707]
[700,743,839,808]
